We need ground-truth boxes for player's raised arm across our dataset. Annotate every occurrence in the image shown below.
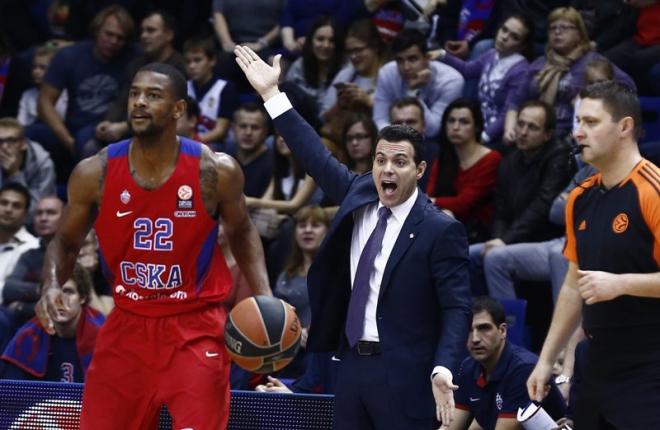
[211,150,271,296]
[40,152,104,332]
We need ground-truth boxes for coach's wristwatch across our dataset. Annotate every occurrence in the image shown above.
[554,374,571,385]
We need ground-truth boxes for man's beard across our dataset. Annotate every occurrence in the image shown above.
[128,120,164,138]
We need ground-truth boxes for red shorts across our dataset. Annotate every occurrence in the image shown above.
[80,305,230,430]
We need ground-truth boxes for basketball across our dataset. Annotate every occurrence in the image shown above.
[224,295,302,374]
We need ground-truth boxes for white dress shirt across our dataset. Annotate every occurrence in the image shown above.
[350,188,418,341]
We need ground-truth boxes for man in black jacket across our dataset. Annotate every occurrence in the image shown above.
[468,100,573,295]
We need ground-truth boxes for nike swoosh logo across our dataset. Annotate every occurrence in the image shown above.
[205,351,219,357]
[116,210,133,218]
[469,397,480,402]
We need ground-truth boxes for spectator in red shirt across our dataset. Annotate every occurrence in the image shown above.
[426,98,501,243]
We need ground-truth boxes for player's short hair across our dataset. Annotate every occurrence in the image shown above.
[378,124,426,166]
[182,35,216,59]
[70,263,93,303]
[472,296,506,326]
[580,80,642,139]
[90,5,135,41]
[136,62,187,101]
[0,182,31,211]
[518,99,556,132]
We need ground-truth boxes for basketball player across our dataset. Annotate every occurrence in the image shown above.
[39,62,271,429]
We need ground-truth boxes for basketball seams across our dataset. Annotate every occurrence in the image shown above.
[255,297,274,346]
[278,300,288,348]
[227,314,267,350]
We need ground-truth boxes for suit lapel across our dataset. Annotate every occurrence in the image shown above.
[378,192,427,300]
[327,174,379,237]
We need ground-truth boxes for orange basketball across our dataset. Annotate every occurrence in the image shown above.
[224,295,302,373]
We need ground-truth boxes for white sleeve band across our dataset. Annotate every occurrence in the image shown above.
[431,365,453,381]
[263,92,293,119]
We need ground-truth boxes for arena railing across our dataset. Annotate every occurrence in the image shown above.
[0,380,334,429]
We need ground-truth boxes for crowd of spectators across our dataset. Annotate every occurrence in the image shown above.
[0,2,658,427]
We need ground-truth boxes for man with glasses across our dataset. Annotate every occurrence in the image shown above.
[0,118,56,219]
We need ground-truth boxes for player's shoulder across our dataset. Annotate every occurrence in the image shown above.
[71,148,107,182]
[68,149,107,203]
[199,146,244,204]
[200,145,241,174]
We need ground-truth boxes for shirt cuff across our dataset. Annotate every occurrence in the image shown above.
[263,92,293,119]
[431,366,453,381]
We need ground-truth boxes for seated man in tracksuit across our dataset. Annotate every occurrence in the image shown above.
[448,297,566,430]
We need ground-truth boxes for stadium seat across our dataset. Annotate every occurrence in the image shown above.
[640,97,660,142]
[639,97,660,164]
[499,298,530,349]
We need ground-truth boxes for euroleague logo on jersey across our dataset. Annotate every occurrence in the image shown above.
[175,185,196,217]
[612,213,629,234]
[177,185,193,209]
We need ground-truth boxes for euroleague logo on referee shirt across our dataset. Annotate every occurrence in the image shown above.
[612,213,629,234]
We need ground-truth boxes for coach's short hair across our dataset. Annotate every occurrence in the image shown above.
[472,296,506,326]
[378,124,426,166]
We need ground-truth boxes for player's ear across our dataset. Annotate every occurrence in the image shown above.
[173,98,186,120]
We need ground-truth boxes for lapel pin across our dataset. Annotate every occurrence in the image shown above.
[409,233,414,239]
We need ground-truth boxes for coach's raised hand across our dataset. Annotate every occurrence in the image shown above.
[234,46,281,101]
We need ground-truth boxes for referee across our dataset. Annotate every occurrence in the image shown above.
[527,81,660,429]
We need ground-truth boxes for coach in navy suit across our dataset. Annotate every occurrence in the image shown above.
[236,46,472,429]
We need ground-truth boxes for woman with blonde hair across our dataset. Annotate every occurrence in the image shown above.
[506,7,635,140]
[272,205,330,378]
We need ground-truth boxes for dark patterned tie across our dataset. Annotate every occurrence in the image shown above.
[345,206,391,347]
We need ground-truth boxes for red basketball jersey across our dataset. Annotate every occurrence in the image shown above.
[94,138,232,316]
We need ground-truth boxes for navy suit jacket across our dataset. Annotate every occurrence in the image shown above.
[273,105,471,418]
